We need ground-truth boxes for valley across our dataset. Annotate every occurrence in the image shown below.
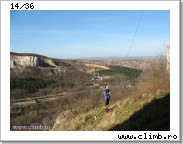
[10,52,170,131]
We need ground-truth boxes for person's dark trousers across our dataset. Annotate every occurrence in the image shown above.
[105,98,110,112]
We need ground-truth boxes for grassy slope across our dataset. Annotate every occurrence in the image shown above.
[53,89,170,131]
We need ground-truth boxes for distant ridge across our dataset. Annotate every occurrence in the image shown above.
[75,56,164,60]
[10,52,49,59]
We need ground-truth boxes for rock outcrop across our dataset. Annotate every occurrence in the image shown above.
[166,45,170,71]
[10,52,57,68]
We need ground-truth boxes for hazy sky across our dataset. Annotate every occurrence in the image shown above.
[10,10,170,59]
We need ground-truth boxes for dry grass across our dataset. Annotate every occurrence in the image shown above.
[52,58,170,131]
[53,88,169,131]
[11,58,170,131]
[85,63,109,70]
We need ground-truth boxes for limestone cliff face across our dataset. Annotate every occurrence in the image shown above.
[10,54,57,68]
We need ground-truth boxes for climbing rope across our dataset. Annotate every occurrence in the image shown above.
[126,10,144,58]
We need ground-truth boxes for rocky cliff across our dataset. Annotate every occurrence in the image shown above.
[166,45,170,71]
[10,52,57,68]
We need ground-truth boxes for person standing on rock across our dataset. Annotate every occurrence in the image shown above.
[103,84,111,112]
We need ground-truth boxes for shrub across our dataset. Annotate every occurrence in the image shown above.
[97,65,142,80]
[10,77,55,93]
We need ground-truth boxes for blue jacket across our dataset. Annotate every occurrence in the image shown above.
[104,88,110,100]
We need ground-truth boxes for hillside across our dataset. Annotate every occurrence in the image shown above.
[10,52,96,99]
[10,52,169,131]
[52,88,170,131]
[50,60,170,131]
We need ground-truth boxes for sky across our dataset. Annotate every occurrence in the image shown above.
[10,10,170,59]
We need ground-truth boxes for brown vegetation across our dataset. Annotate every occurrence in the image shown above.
[10,57,169,131]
